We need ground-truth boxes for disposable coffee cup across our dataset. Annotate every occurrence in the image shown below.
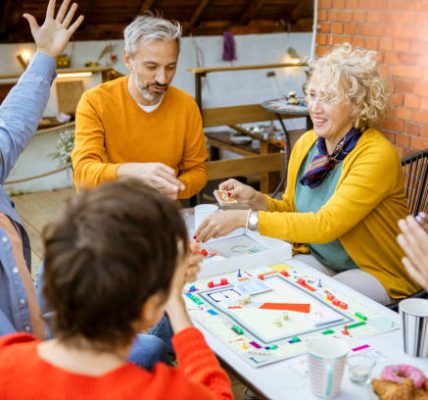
[399,298,428,357]
[307,337,349,398]
[194,204,218,231]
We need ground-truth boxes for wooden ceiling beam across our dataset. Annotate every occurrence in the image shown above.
[290,0,312,23]
[77,0,96,29]
[0,0,22,33]
[187,0,210,32]
[139,0,156,14]
[0,0,313,42]
[240,0,266,25]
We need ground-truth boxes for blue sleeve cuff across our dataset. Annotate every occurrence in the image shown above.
[22,51,57,84]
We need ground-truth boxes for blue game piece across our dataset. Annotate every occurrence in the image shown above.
[237,269,242,278]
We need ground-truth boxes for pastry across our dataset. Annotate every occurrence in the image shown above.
[372,365,428,400]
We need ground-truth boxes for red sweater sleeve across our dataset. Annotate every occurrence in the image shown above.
[172,327,233,400]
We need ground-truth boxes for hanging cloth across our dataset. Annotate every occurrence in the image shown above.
[222,31,236,62]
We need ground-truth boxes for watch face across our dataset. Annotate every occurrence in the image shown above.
[248,211,258,230]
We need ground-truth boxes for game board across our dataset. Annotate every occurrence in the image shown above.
[184,263,398,368]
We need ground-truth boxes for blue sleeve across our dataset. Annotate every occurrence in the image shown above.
[0,52,56,183]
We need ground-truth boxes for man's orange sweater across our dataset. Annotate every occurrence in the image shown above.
[0,327,232,399]
[72,77,208,199]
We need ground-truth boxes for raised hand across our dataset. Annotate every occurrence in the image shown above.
[23,0,84,59]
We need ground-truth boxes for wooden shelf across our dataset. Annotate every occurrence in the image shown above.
[187,61,308,75]
[0,66,118,81]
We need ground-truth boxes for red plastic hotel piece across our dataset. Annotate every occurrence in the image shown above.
[207,278,230,288]
[257,271,277,280]
[296,278,316,292]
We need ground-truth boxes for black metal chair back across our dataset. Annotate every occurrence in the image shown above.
[386,149,428,311]
[401,149,428,215]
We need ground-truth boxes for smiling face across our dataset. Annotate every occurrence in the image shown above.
[307,74,356,153]
[125,39,178,105]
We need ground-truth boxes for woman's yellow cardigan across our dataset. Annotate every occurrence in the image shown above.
[258,128,420,299]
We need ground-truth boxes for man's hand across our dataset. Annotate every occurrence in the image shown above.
[195,209,248,243]
[398,215,428,291]
[219,178,268,210]
[23,0,84,59]
[117,162,185,200]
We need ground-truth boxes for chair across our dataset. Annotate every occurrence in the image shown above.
[386,148,428,311]
[401,148,428,216]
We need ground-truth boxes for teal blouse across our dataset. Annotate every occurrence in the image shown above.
[295,144,358,272]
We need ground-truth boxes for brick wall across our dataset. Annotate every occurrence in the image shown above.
[317,0,428,156]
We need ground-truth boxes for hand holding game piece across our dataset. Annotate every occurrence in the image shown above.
[213,189,238,206]
[117,162,185,200]
[218,179,268,210]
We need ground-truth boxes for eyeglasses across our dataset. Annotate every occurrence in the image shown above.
[305,92,337,105]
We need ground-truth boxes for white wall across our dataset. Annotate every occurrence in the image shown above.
[1,32,312,112]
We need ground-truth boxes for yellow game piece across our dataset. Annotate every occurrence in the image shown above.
[274,319,283,328]
[283,312,289,321]
[241,341,248,350]
[270,263,293,272]
[239,295,251,306]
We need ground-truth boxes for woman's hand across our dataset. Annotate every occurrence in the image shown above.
[397,215,428,290]
[195,210,248,242]
[219,179,268,210]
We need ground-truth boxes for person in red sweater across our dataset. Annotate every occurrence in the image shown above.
[0,179,232,399]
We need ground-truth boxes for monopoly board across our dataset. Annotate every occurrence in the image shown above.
[183,263,398,368]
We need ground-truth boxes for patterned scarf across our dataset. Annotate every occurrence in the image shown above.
[300,127,362,189]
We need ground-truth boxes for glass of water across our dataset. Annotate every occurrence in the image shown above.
[347,354,375,385]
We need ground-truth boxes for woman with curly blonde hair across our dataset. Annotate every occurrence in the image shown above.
[195,43,420,304]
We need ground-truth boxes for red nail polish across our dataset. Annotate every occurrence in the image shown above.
[227,192,231,196]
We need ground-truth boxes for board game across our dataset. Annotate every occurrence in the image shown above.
[184,263,398,368]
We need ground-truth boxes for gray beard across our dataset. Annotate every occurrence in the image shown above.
[139,85,162,103]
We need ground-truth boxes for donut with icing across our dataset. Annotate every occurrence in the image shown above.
[381,364,426,389]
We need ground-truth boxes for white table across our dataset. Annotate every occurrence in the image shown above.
[197,257,428,399]
[182,209,428,399]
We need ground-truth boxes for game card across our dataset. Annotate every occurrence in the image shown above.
[213,190,238,206]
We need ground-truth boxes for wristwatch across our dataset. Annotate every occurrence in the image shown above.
[247,210,259,231]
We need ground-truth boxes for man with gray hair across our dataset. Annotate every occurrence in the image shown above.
[72,14,207,199]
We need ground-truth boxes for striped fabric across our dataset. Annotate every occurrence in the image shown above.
[300,128,362,189]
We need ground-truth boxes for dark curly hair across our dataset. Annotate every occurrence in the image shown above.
[42,179,188,351]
